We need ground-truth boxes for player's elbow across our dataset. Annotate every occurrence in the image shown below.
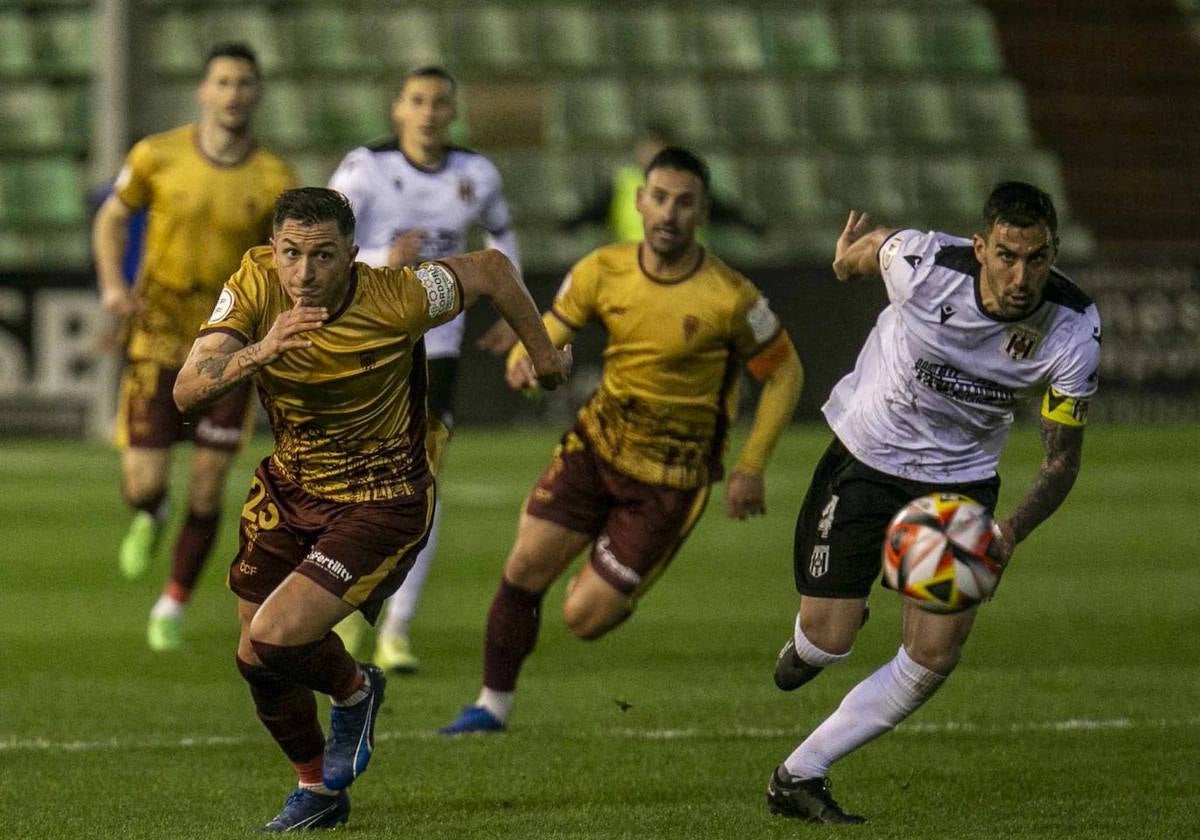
[172,375,197,414]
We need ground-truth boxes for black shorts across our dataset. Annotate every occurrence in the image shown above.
[793,437,1001,599]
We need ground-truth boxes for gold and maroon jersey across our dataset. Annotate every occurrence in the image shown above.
[551,242,789,489]
[198,246,463,503]
[115,125,296,366]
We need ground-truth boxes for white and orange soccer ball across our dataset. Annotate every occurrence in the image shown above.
[882,493,1002,613]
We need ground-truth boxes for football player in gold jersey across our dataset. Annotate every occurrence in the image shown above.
[440,147,804,734]
[91,43,296,651]
[174,187,569,831]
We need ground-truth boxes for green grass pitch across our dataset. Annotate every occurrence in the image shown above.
[1,425,1196,839]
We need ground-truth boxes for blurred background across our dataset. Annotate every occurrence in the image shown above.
[0,0,1197,438]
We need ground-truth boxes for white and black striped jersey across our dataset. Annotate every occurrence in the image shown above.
[824,229,1101,483]
[328,140,520,358]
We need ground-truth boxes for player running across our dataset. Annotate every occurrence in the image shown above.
[327,65,521,673]
[173,187,569,831]
[92,43,296,651]
[441,147,804,734]
[767,182,1101,823]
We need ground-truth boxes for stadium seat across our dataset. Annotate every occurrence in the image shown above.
[698,7,766,72]
[454,5,534,72]
[289,151,344,188]
[310,82,391,149]
[5,157,84,226]
[0,84,66,151]
[749,153,828,222]
[36,10,92,77]
[208,9,288,76]
[610,8,699,70]
[823,151,914,221]
[147,11,205,75]
[917,153,989,225]
[762,6,841,73]
[869,80,960,146]
[0,12,37,76]
[538,6,606,70]
[632,79,715,145]
[293,8,365,72]
[702,150,743,202]
[921,8,1004,75]
[841,9,922,72]
[371,9,446,69]
[712,80,796,147]
[796,77,873,146]
[548,78,634,146]
[490,150,580,224]
[953,79,1034,147]
[138,81,197,136]
[255,80,310,151]
[985,149,1069,206]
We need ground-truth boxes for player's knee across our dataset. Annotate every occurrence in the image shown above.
[798,611,858,656]
[904,641,962,676]
[247,609,289,649]
[562,588,625,641]
[503,546,559,593]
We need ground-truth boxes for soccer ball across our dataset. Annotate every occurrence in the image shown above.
[882,493,1001,613]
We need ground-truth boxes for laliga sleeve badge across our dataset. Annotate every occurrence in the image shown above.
[209,288,234,322]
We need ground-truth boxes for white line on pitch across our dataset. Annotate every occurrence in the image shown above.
[1,717,1197,754]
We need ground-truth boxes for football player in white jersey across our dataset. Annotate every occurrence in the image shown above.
[766,182,1101,823]
[327,66,521,673]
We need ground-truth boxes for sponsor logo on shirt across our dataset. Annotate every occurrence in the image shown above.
[415,263,458,319]
[913,358,1014,406]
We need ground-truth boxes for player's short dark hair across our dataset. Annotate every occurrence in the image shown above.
[273,188,356,238]
[645,147,710,195]
[203,43,260,80]
[983,181,1058,237]
[400,65,457,95]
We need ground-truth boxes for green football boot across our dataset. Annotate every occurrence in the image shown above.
[118,511,161,580]
[146,613,182,652]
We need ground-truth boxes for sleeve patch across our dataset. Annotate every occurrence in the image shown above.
[879,235,905,271]
[1041,387,1090,427]
[415,263,458,319]
[114,163,133,192]
[747,296,781,345]
[208,288,234,323]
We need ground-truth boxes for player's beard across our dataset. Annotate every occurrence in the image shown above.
[646,226,692,262]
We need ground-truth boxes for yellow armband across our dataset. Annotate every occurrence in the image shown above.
[1041,387,1090,427]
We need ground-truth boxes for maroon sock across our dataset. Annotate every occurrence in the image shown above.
[250,634,362,700]
[169,511,220,596]
[235,656,324,764]
[483,579,544,692]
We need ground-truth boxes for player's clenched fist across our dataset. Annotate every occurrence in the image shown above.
[259,304,327,363]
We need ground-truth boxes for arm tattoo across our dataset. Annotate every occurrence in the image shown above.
[1007,419,1084,544]
[196,354,233,380]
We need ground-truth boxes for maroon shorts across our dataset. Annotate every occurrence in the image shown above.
[116,359,252,451]
[524,428,710,601]
[229,458,434,622]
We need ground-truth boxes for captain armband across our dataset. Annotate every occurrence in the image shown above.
[746,332,795,381]
[1041,387,1090,427]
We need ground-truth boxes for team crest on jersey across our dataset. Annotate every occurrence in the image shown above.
[208,288,234,322]
[880,235,905,270]
[457,177,476,204]
[1003,326,1041,361]
[682,315,700,342]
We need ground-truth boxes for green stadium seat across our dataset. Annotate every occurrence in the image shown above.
[749,153,828,221]
[918,154,988,225]
[549,78,634,146]
[0,84,66,150]
[514,221,605,272]
[538,6,606,69]
[59,84,88,150]
[702,150,743,202]
[490,151,580,223]
[922,8,1004,74]
[823,152,914,220]
[841,9,922,72]
[953,79,1033,147]
[371,9,446,69]
[610,8,699,70]
[138,81,197,135]
[207,9,288,76]
[632,79,714,145]
[293,8,365,72]
[869,80,960,146]
[796,77,873,146]
[311,82,391,149]
[36,10,92,77]
[4,157,84,225]
[985,149,1069,206]
[255,80,310,151]
[289,151,343,188]
[698,7,766,72]
[763,6,841,73]
[713,80,796,147]
[0,12,38,75]
[148,11,204,75]
[454,5,534,72]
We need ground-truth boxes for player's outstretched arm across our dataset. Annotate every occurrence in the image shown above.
[727,338,804,519]
[440,249,571,390]
[831,210,897,282]
[173,304,327,413]
[991,417,1085,565]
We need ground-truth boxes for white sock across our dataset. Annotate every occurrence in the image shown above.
[784,645,946,779]
[379,504,442,639]
[331,668,370,707]
[793,612,852,667]
[476,687,514,723]
[150,593,185,620]
[298,780,337,797]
